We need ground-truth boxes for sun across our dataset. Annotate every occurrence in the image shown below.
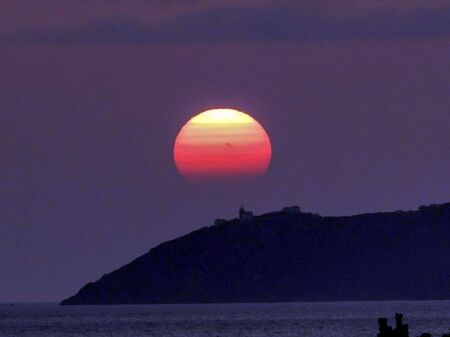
[174,108,272,179]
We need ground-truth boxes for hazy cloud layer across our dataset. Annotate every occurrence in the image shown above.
[1,3,450,45]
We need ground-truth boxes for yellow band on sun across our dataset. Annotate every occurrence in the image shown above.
[189,109,255,125]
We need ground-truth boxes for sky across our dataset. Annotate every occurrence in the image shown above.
[1,0,449,302]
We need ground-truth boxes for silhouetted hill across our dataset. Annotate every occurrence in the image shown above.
[61,203,450,305]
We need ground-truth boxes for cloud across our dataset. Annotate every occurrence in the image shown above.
[1,4,449,45]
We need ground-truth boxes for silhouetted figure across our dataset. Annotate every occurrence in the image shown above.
[393,313,409,337]
[378,317,393,337]
[419,334,432,337]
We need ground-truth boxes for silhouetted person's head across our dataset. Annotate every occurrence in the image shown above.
[378,317,388,329]
[395,313,403,327]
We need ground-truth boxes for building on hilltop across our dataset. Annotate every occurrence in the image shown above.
[282,206,301,214]
[239,206,253,223]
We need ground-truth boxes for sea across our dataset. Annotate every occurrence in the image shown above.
[0,301,449,337]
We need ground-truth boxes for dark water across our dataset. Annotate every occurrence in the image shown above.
[0,301,449,337]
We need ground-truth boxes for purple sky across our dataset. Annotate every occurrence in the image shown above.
[1,1,450,302]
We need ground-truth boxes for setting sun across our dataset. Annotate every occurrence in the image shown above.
[174,109,272,179]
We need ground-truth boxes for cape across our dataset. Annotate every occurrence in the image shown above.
[61,203,450,304]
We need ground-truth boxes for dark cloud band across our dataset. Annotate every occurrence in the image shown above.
[1,4,450,45]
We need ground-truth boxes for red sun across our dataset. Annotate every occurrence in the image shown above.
[174,108,272,179]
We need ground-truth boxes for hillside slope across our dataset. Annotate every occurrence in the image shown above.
[61,203,450,304]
